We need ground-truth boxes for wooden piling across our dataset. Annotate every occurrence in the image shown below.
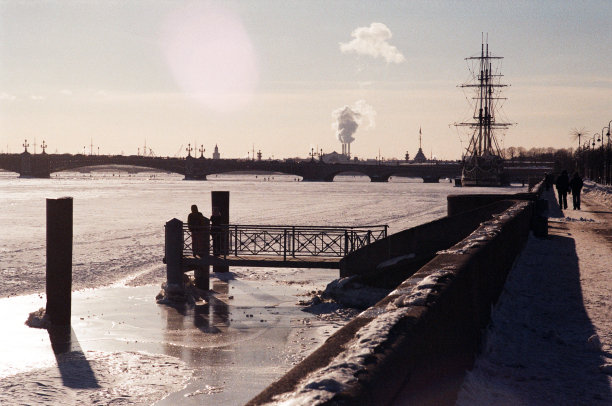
[165,218,184,292]
[194,265,210,290]
[46,197,73,326]
[212,191,229,273]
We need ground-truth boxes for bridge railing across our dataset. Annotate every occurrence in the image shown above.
[182,224,388,259]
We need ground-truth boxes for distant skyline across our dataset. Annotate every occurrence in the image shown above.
[1,1,611,160]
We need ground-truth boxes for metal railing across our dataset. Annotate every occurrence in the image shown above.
[182,224,387,259]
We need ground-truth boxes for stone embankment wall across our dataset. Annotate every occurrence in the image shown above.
[247,197,536,406]
[339,200,521,286]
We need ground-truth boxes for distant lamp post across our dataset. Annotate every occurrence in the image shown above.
[310,147,315,161]
[23,139,29,153]
[605,124,612,185]
[186,143,192,157]
[41,140,47,154]
[199,145,205,158]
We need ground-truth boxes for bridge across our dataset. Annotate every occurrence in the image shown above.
[0,151,549,183]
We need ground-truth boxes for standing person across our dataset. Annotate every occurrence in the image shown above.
[210,207,222,256]
[569,172,584,210]
[188,205,209,257]
[555,170,570,210]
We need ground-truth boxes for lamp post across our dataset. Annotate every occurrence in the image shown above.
[606,121,612,185]
[588,135,597,180]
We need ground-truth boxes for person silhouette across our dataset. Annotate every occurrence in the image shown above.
[187,205,209,257]
[555,170,570,210]
[210,207,222,256]
[569,172,584,210]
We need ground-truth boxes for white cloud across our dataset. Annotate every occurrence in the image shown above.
[340,23,405,64]
[30,95,45,101]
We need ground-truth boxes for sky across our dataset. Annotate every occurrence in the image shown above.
[1,0,611,160]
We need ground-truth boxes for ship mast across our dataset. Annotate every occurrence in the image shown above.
[456,38,512,163]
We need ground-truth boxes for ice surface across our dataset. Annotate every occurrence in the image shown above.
[0,171,526,405]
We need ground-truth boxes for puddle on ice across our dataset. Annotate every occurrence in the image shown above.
[0,269,338,405]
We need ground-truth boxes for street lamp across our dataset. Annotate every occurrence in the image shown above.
[602,120,612,185]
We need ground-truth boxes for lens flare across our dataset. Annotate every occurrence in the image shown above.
[161,3,258,112]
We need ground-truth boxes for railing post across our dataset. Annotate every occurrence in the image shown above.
[283,228,288,261]
[165,218,184,294]
[344,230,349,255]
[234,225,238,255]
[367,230,371,245]
[292,226,296,257]
[46,197,73,326]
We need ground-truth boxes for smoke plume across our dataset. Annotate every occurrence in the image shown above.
[331,100,376,144]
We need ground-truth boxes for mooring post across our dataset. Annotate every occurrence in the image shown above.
[46,197,73,326]
[194,253,210,291]
[194,264,210,291]
[212,191,230,273]
[165,218,185,293]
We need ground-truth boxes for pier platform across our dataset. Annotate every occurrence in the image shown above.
[184,255,340,269]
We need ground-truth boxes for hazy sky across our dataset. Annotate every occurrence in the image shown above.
[1,1,611,159]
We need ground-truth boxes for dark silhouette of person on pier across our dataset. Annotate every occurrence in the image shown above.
[188,205,209,257]
[210,207,222,256]
[569,172,584,210]
[555,170,570,210]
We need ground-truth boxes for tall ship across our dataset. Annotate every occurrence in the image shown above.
[456,39,513,186]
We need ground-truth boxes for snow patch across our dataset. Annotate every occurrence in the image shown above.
[393,268,456,307]
[25,307,50,329]
[437,201,529,255]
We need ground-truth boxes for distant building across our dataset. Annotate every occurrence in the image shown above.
[413,148,427,163]
[321,151,350,164]
[212,144,220,160]
[413,127,427,162]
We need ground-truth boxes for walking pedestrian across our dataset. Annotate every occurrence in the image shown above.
[569,172,584,210]
[555,170,570,210]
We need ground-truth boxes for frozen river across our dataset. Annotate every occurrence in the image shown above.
[0,171,525,405]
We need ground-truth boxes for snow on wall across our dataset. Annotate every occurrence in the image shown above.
[258,201,531,405]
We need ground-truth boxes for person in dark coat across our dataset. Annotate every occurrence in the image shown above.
[569,172,584,210]
[555,170,570,210]
[188,204,209,257]
[210,206,222,256]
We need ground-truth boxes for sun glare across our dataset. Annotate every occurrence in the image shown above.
[161,3,259,112]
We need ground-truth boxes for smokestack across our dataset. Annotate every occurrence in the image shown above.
[332,100,376,158]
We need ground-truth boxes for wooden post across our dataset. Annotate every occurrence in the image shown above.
[212,191,229,273]
[165,218,184,292]
[46,197,72,326]
[194,264,209,291]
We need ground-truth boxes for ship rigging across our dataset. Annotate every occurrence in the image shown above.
[455,38,514,186]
